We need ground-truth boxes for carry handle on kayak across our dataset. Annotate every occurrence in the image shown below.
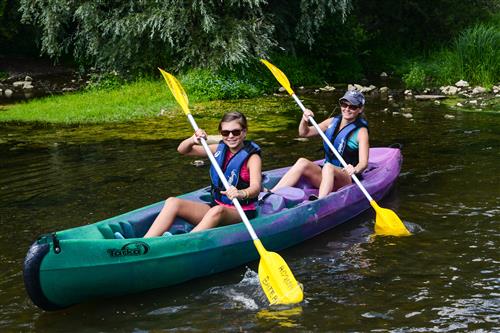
[158,68,303,305]
[260,59,411,237]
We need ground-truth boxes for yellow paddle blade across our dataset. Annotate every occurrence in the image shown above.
[260,59,295,96]
[370,201,412,236]
[158,68,190,115]
[254,240,303,305]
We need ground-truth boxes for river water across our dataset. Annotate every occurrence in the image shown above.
[1,93,499,332]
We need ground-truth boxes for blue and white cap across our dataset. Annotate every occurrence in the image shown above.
[339,90,365,107]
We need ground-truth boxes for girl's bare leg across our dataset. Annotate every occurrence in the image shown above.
[144,198,211,237]
[191,205,243,232]
[319,163,335,198]
[332,167,352,191]
[272,158,323,191]
[318,164,353,198]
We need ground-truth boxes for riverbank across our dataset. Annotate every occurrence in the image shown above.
[1,56,499,124]
[0,79,178,124]
[1,76,498,125]
[0,56,86,104]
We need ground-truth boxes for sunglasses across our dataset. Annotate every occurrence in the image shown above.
[340,102,361,111]
[220,129,243,137]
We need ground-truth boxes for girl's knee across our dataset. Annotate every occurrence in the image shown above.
[165,197,178,205]
[164,197,182,211]
[323,163,335,171]
[207,205,225,219]
[296,157,311,167]
[197,206,225,229]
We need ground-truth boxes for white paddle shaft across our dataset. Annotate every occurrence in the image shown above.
[187,114,258,240]
[291,94,374,202]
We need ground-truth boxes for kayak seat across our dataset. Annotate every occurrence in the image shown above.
[303,188,319,196]
[261,173,280,190]
[168,219,194,234]
[98,221,137,239]
[126,206,163,237]
[273,187,308,208]
[119,221,136,238]
[257,192,286,216]
[97,225,115,239]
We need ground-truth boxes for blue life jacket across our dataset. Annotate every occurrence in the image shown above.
[323,115,368,167]
[210,141,261,205]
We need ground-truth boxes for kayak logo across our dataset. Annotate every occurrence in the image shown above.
[107,241,150,257]
[228,169,237,185]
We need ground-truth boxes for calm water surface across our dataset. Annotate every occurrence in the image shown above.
[1,94,499,332]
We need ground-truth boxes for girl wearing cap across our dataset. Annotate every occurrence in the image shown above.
[271,90,369,199]
[141,111,262,238]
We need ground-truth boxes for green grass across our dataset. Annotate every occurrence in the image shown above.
[0,79,179,124]
[401,20,499,89]
[0,55,328,124]
[454,24,499,87]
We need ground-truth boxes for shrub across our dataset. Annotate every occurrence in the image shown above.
[402,64,427,89]
[180,68,262,100]
[85,72,125,91]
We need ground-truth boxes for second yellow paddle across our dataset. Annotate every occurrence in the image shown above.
[260,59,411,237]
[158,68,304,304]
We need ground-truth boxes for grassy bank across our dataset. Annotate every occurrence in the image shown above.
[0,80,175,124]
[0,58,323,124]
[0,71,270,124]
[401,20,500,89]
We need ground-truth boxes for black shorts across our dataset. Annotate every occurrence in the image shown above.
[244,210,257,219]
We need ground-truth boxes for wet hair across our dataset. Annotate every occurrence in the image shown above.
[218,111,248,131]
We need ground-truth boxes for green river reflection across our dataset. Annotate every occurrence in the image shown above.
[0,93,499,332]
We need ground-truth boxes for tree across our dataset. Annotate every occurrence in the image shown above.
[18,0,352,72]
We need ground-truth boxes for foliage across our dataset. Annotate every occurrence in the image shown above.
[260,55,325,86]
[18,0,351,73]
[453,24,499,87]
[292,0,351,47]
[402,63,427,89]
[4,0,499,92]
[353,0,499,77]
[180,68,262,100]
[401,19,500,89]
[85,71,126,91]
[301,14,368,82]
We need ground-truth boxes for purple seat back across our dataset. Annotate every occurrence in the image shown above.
[274,187,308,207]
[257,192,286,215]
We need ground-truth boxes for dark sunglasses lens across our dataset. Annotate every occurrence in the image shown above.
[340,102,359,110]
[221,129,242,136]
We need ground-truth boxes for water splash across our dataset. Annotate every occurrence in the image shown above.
[204,268,267,310]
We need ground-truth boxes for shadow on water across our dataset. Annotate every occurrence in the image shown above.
[1,91,499,331]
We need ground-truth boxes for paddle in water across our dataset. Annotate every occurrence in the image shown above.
[158,68,304,304]
[260,59,411,237]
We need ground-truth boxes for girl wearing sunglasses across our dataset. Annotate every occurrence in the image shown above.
[143,112,262,237]
[270,90,369,199]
